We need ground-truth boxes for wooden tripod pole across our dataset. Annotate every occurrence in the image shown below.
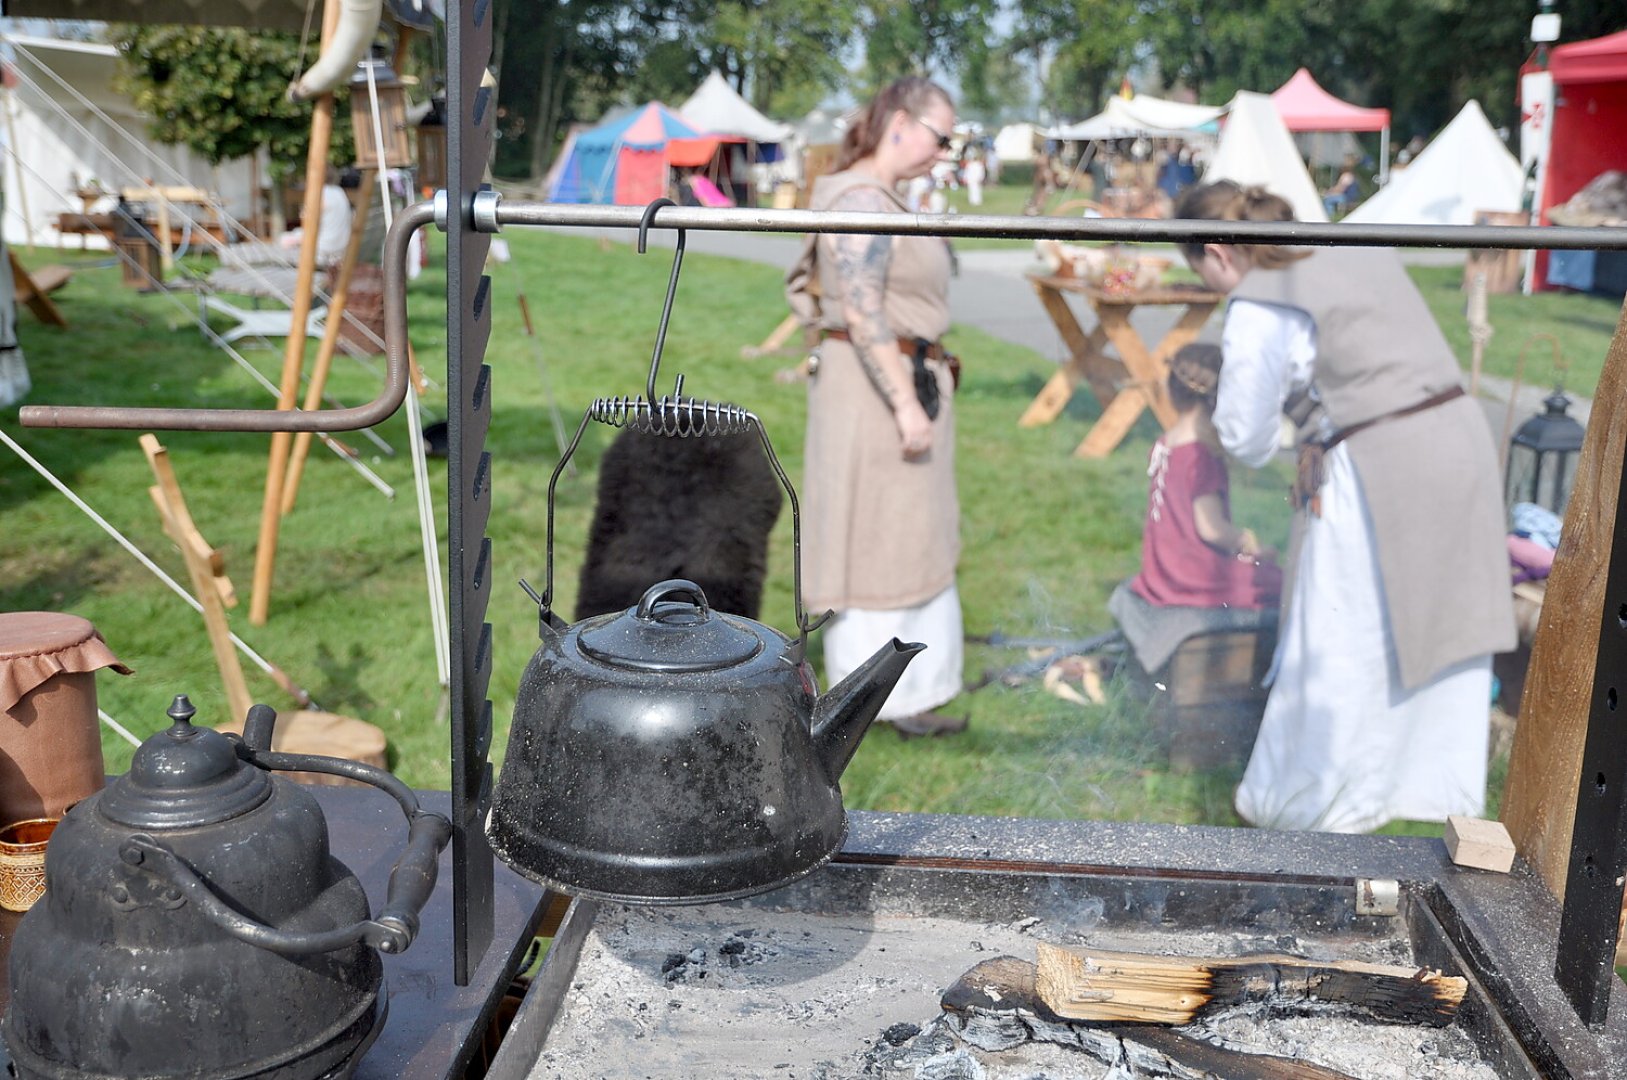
[281,167,378,515]
[142,434,255,724]
[1503,296,1627,949]
[249,0,340,625]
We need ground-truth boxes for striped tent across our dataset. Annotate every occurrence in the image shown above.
[548,102,703,205]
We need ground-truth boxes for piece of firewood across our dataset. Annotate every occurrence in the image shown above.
[1034,942,1466,1027]
[941,956,1360,1080]
[1445,815,1518,873]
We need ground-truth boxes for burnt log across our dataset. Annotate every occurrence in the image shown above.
[1035,942,1467,1027]
[942,955,1363,1080]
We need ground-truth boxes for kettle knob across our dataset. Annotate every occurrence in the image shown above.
[636,579,709,621]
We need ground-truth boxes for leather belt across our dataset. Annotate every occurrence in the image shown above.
[821,328,949,363]
[1294,385,1466,516]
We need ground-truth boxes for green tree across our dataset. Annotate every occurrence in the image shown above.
[859,0,998,90]
[110,25,355,179]
[495,0,860,180]
[1010,0,1143,119]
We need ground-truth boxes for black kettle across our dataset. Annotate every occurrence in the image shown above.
[486,578,922,904]
[3,696,452,1080]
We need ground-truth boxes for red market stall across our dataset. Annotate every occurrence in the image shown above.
[1529,29,1627,292]
[1269,68,1392,181]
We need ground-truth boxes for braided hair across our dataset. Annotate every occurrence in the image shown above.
[1167,342,1223,414]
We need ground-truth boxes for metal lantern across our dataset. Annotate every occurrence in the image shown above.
[1506,386,1586,514]
[349,53,412,171]
[417,94,447,192]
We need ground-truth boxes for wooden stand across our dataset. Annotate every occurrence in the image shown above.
[142,433,253,723]
[1023,275,1223,458]
[8,251,69,326]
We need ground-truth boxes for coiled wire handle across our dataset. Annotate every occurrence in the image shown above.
[522,199,831,651]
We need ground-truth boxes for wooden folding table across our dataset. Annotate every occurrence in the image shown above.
[1022,274,1225,458]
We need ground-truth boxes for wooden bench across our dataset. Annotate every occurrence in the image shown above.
[8,251,70,328]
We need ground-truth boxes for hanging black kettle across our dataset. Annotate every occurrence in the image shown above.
[3,696,452,1080]
[487,577,921,904]
[486,207,926,905]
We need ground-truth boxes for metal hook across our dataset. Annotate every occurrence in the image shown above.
[636,198,686,403]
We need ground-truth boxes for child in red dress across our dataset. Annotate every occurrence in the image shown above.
[1129,344,1281,609]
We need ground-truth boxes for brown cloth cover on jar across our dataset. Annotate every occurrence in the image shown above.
[0,612,132,822]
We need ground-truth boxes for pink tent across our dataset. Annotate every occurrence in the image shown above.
[1271,68,1392,180]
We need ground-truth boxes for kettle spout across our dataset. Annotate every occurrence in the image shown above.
[811,638,926,781]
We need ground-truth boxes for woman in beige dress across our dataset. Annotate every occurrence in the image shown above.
[803,77,964,736]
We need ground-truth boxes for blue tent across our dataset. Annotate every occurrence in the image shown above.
[549,102,703,204]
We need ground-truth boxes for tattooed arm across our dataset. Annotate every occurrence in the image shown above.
[823,185,935,457]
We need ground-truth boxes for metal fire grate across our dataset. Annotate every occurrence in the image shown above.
[485,814,1627,1078]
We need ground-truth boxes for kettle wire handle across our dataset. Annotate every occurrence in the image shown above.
[117,707,453,958]
[533,401,831,652]
[529,197,832,652]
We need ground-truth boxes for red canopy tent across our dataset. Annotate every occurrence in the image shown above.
[1529,30,1627,290]
[1270,68,1392,181]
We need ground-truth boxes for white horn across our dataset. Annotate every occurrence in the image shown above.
[287,0,385,102]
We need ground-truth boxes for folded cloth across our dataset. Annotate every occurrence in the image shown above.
[1511,501,1563,550]
[1108,579,1277,674]
[1508,533,1556,584]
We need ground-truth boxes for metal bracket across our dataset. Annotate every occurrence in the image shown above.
[472,189,503,234]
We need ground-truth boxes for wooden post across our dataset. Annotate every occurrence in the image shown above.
[142,434,255,724]
[280,167,378,515]
[248,0,341,626]
[152,185,174,275]
[1467,270,1491,397]
[1503,297,1627,932]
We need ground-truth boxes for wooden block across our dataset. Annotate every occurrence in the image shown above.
[1445,815,1517,873]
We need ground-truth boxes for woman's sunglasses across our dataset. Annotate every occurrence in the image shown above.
[915,116,953,151]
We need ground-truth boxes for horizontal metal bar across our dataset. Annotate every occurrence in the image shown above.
[493,200,1625,252]
[16,202,433,432]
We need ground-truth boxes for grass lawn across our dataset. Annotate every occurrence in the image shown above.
[1,228,1620,837]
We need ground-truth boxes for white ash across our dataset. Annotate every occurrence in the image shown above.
[1189,1007,1501,1080]
[525,903,1497,1080]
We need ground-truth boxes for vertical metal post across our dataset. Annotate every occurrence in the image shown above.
[445,0,496,985]
[1556,434,1627,1026]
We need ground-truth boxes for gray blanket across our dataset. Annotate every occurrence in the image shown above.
[1108,580,1278,673]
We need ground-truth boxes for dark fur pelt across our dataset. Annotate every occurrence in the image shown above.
[573,428,784,621]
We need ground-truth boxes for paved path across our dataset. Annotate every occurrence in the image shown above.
[594,226,1589,433]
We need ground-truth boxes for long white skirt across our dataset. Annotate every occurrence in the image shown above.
[1235,446,1492,833]
[822,584,964,720]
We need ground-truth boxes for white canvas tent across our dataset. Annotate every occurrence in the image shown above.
[1045,95,1223,141]
[1,35,257,249]
[993,122,1039,163]
[679,70,791,145]
[1204,91,1328,222]
[1345,101,1522,227]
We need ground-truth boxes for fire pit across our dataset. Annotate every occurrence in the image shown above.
[487,813,1627,1079]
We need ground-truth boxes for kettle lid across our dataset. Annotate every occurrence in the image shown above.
[99,695,273,829]
[577,579,764,673]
